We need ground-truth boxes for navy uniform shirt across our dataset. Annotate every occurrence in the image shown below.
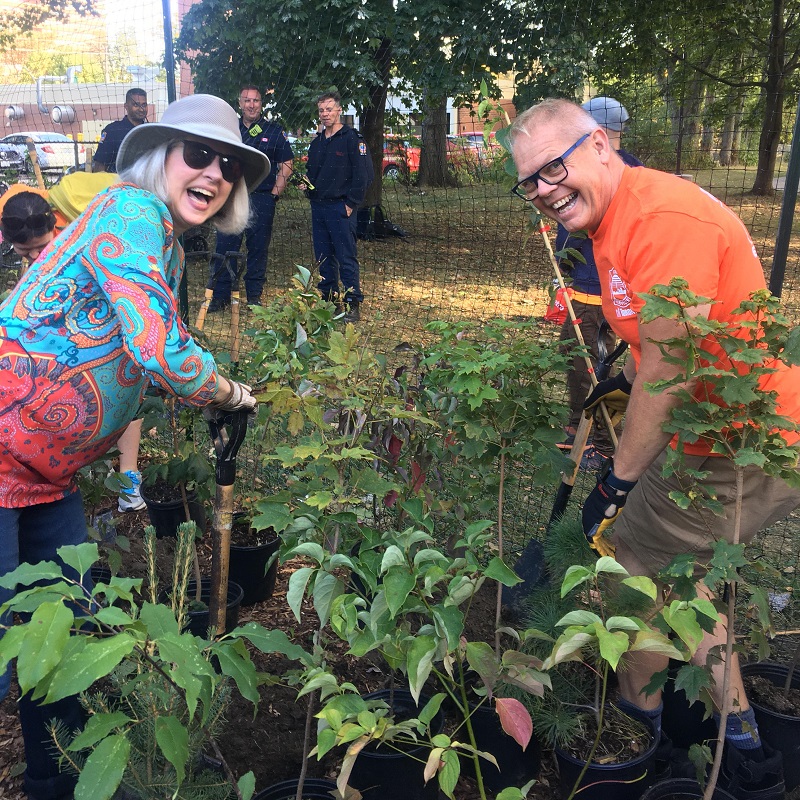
[93,117,138,170]
[242,116,294,193]
[306,125,369,209]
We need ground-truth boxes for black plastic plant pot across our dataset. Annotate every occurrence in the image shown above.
[555,714,659,800]
[228,515,280,606]
[741,661,800,791]
[160,578,244,637]
[139,485,206,539]
[639,777,737,800]
[348,688,444,800]
[461,701,541,791]
[252,779,339,800]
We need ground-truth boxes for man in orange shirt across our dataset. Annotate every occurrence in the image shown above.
[510,98,800,799]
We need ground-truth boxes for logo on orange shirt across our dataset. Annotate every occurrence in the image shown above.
[609,268,635,318]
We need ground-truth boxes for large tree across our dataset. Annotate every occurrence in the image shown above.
[177,0,512,198]
[513,0,800,195]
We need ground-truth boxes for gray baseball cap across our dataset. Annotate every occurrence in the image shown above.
[581,97,630,132]
[117,94,270,191]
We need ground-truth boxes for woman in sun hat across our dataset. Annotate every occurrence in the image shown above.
[0,93,269,800]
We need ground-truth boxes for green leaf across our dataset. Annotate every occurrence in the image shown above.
[74,734,129,800]
[384,567,416,616]
[139,600,180,639]
[17,601,74,694]
[213,638,260,706]
[0,560,65,589]
[156,714,189,784]
[287,566,314,621]
[237,771,256,800]
[484,557,522,587]
[231,622,313,665]
[595,556,629,576]
[407,635,436,704]
[56,542,100,580]
[621,575,658,600]
[560,565,593,596]
[68,711,132,751]
[595,626,630,670]
[439,748,461,798]
[466,641,500,692]
[47,633,136,703]
[557,610,602,627]
[312,570,342,627]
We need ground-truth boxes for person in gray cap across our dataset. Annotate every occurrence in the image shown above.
[0,92,268,800]
[554,95,642,472]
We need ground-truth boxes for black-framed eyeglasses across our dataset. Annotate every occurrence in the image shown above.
[511,133,590,201]
[180,140,244,184]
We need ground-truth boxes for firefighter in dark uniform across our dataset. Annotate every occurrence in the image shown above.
[305,90,370,322]
[93,88,148,172]
[208,84,294,310]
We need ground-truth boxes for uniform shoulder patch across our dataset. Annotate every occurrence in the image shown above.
[99,132,107,142]
[358,141,367,156]
[283,130,289,140]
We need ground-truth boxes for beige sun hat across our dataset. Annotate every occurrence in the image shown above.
[116,94,270,191]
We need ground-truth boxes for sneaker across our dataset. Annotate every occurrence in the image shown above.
[118,470,146,512]
[720,742,786,800]
[580,445,611,472]
[247,297,263,307]
[206,297,230,313]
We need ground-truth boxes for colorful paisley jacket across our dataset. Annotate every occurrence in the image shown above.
[0,183,218,507]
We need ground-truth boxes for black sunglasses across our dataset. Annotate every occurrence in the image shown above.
[180,140,244,184]
[1,211,55,236]
[511,133,590,200]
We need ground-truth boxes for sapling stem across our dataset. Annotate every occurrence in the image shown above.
[704,465,744,800]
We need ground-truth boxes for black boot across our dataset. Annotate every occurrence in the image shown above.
[343,301,361,322]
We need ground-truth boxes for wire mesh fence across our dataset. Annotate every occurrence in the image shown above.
[2,0,800,643]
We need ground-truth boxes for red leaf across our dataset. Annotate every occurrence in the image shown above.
[384,490,398,508]
[495,697,533,751]
[411,461,427,492]
[387,434,403,461]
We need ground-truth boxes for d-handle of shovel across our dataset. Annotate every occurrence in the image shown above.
[203,406,250,487]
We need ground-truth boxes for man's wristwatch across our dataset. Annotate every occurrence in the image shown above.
[271,193,280,201]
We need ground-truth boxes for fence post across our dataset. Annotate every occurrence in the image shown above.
[769,93,800,297]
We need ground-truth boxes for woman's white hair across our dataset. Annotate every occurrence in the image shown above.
[117,139,251,235]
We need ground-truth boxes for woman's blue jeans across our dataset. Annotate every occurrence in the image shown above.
[0,491,89,800]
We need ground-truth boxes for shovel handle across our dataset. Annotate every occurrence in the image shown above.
[203,407,249,486]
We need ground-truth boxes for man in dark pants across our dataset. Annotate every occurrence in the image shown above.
[556,97,643,471]
[208,84,293,310]
[305,90,370,322]
[92,88,148,172]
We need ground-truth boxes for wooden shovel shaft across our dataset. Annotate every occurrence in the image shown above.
[196,287,214,331]
[25,137,45,190]
[209,484,234,636]
[538,220,618,450]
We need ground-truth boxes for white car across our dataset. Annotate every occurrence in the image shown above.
[0,132,87,173]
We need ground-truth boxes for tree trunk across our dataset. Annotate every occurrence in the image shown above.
[719,54,746,167]
[418,90,457,188]
[362,37,392,208]
[751,0,786,195]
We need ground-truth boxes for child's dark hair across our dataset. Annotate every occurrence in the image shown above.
[0,191,55,244]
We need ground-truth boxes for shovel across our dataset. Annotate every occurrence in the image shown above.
[204,406,250,636]
[196,251,245,365]
[501,222,624,617]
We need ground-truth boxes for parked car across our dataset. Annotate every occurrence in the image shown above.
[0,144,25,175]
[382,137,420,180]
[0,132,86,173]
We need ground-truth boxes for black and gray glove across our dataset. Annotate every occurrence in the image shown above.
[583,372,633,427]
[581,459,638,557]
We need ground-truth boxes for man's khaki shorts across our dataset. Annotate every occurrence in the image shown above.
[613,450,800,578]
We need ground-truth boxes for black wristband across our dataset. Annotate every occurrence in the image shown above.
[603,460,638,493]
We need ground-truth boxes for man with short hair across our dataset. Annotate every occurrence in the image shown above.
[208,84,294,310]
[510,98,800,800]
[305,90,370,322]
[93,88,148,172]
